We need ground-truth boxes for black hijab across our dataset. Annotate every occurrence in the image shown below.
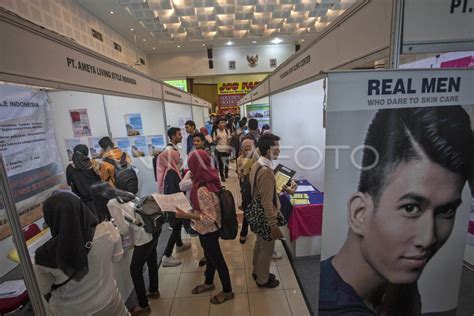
[72,144,92,170]
[90,182,136,223]
[35,191,99,281]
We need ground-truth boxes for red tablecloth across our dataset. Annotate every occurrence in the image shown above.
[287,203,324,241]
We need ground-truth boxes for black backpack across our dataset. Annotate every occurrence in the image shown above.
[215,187,238,240]
[104,153,139,194]
[126,196,164,235]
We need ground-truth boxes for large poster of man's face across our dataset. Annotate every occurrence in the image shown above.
[319,69,474,315]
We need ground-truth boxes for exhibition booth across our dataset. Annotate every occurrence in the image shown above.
[0,8,209,312]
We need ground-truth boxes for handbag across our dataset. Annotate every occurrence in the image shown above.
[244,165,287,241]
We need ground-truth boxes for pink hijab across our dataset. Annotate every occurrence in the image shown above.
[188,150,221,212]
[199,127,209,136]
[156,150,182,193]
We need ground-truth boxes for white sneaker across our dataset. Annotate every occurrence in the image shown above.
[162,255,182,267]
[272,250,283,260]
[175,243,191,253]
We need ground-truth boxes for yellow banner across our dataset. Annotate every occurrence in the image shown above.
[217,81,260,95]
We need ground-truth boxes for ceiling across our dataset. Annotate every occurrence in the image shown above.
[76,0,358,53]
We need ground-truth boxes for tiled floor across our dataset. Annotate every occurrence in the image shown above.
[148,168,310,316]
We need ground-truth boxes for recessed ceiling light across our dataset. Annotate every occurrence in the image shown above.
[226,41,233,46]
[252,40,257,44]
[202,43,206,47]
[271,38,283,44]
[143,38,146,42]
[109,11,114,14]
[177,45,181,48]
[301,39,305,42]
[130,28,134,31]
[152,47,156,50]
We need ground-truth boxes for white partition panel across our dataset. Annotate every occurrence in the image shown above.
[271,80,326,191]
[48,91,109,169]
[104,95,166,196]
[164,102,193,161]
[192,106,205,129]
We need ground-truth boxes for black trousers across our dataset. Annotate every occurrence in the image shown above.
[130,231,160,308]
[199,230,232,293]
[164,221,183,257]
[216,151,230,176]
[240,216,249,237]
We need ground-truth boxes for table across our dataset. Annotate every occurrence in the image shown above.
[279,179,324,258]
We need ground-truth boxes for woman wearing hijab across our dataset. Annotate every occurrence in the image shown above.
[156,150,191,267]
[66,144,101,211]
[176,149,234,305]
[34,191,129,316]
[199,127,213,149]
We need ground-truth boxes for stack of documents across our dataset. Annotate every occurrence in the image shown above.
[0,280,26,299]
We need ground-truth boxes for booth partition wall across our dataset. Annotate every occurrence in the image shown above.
[270,80,326,192]
[164,101,193,160]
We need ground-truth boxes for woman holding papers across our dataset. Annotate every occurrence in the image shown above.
[156,150,191,267]
[176,149,234,305]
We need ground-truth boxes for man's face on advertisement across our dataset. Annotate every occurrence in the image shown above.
[359,158,465,284]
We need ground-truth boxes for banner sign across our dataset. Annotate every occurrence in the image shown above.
[320,69,474,314]
[217,81,260,95]
[0,85,65,240]
[403,0,474,53]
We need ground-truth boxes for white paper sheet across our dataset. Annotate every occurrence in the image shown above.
[0,280,26,298]
[295,185,315,193]
[152,192,192,213]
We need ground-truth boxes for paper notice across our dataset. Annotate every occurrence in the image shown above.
[152,192,192,213]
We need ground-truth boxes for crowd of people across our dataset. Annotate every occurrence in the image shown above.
[33,113,295,315]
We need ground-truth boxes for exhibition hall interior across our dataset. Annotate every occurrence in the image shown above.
[0,0,473,315]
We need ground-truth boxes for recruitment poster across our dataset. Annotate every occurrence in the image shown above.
[69,109,91,137]
[64,138,81,161]
[246,103,270,129]
[320,69,474,315]
[147,135,165,155]
[115,137,132,156]
[131,136,147,157]
[0,85,65,239]
[88,136,103,159]
[124,113,143,136]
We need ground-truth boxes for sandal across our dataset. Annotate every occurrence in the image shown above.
[192,283,215,294]
[210,291,235,305]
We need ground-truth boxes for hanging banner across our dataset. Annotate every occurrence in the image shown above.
[320,69,474,314]
[217,81,261,115]
[0,85,65,240]
[403,0,474,53]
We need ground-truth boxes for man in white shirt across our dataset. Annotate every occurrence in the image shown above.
[213,117,231,182]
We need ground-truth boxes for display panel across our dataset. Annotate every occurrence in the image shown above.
[192,105,205,130]
[320,69,474,314]
[164,102,193,161]
[246,97,270,130]
[164,79,188,92]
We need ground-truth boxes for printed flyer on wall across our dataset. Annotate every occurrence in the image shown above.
[64,138,81,161]
[124,113,143,136]
[246,103,270,129]
[131,136,148,157]
[147,135,165,155]
[320,69,474,315]
[115,137,132,156]
[69,109,91,137]
[88,136,103,159]
[0,85,65,239]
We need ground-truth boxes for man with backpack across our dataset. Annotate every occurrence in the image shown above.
[213,117,232,182]
[98,137,138,194]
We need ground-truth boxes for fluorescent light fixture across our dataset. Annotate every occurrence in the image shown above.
[271,37,282,44]
[252,40,257,44]
[226,41,234,46]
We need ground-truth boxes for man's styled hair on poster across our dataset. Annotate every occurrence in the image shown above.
[358,106,473,202]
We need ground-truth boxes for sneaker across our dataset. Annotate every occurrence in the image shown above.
[257,278,280,288]
[162,255,182,267]
[272,250,283,260]
[175,243,191,253]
